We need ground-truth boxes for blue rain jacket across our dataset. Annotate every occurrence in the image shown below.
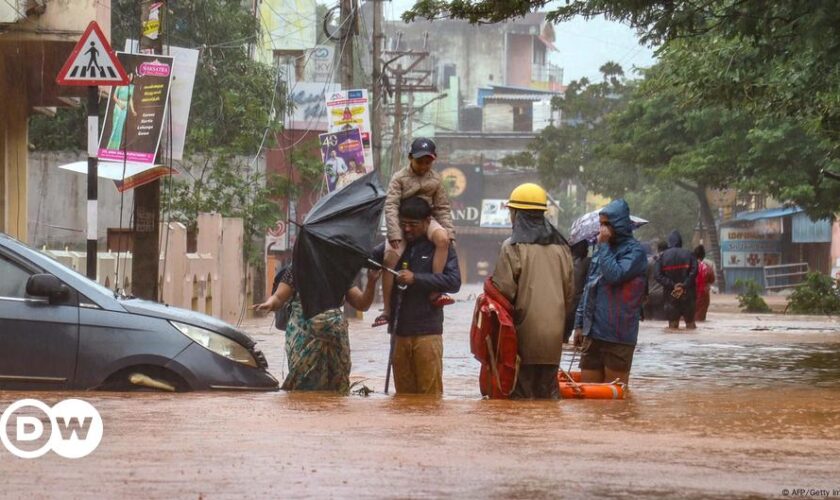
[574,199,648,346]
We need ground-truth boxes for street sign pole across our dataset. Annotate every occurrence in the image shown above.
[86,86,99,280]
[55,20,129,282]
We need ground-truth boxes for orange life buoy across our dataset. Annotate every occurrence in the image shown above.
[557,371,625,399]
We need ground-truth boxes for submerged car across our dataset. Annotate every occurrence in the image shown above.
[0,232,278,392]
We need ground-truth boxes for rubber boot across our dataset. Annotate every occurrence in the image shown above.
[668,320,679,329]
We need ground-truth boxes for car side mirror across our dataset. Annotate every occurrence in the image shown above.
[26,274,70,302]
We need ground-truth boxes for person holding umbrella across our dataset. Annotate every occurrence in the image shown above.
[254,171,389,393]
[573,199,647,387]
[253,267,381,393]
[490,183,574,399]
[370,197,462,395]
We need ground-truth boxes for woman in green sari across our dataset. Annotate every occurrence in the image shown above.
[106,72,136,150]
[254,266,380,393]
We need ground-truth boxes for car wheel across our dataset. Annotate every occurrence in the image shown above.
[99,365,191,392]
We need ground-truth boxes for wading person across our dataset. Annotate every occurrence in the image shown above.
[694,244,715,322]
[655,230,698,330]
[573,199,647,386]
[644,241,669,321]
[253,266,380,393]
[491,183,574,399]
[371,197,461,395]
[374,137,456,328]
[565,240,591,343]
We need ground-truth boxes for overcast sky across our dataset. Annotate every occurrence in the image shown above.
[384,0,658,84]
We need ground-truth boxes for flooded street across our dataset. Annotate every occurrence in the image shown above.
[3,286,840,498]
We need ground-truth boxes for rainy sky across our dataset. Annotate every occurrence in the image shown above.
[386,0,658,83]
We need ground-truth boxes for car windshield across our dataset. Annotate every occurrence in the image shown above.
[2,234,122,300]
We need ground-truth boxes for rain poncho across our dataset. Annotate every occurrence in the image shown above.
[492,211,574,364]
[575,199,647,346]
[655,230,698,292]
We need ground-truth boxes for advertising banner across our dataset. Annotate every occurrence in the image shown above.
[325,89,373,170]
[720,220,782,268]
[288,82,340,130]
[439,164,483,227]
[319,128,367,192]
[480,199,511,228]
[98,52,174,165]
[125,40,199,161]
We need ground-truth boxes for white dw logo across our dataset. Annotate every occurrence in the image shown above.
[1,399,103,459]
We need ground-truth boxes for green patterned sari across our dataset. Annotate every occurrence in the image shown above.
[281,297,351,394]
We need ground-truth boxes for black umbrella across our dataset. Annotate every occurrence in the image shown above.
[292,171,386,319]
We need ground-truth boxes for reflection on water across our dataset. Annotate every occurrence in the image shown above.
[631,341,840,389]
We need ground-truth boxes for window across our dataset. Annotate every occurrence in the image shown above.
[0,253,33,299]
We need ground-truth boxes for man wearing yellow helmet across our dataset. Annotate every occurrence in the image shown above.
[490,183,574,399]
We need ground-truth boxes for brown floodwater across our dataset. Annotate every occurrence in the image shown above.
[2,287,839,498]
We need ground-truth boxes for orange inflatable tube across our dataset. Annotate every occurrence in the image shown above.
[557,371,625,399]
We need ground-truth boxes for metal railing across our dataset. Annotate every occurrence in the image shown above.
[764,263,809,290]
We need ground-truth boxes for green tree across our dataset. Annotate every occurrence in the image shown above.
[404,0,840,183]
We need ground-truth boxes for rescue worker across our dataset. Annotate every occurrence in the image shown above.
[655,230,698,330]
[573,199,647,386]
[491,183,574,399]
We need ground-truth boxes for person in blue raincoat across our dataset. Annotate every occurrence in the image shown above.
[572,199,647,386]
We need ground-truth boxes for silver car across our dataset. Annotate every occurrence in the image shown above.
[0,233,279,392]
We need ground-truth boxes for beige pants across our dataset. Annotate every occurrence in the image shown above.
[392,334,443,395]
[384,218,446,260]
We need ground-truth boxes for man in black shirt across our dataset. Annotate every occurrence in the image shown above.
[371,197,461,395]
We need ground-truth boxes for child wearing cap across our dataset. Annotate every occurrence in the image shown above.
[373,137,456,327]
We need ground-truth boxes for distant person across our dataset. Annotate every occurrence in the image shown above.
[694,244,715,322]
[491,183,574,399]
[374,138,456,328]
[253,265,381,393]
[644,240,669,321]
[655,230,698,330]
[565,240,591,343]
[573,199,647,386]
[371,197,461,395]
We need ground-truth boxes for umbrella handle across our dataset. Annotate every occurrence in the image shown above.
[367,258,401,278]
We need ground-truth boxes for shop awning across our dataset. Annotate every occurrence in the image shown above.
[734,206,803,221]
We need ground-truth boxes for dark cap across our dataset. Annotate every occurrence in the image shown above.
[408,137,437,159]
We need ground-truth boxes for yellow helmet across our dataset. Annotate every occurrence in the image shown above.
[507,183,548,211]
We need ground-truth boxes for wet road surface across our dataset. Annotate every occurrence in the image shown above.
[2,287,840,498]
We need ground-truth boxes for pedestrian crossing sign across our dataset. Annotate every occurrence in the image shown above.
[56,21,129,86]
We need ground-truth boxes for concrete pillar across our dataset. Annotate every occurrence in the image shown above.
[160,222,187,306]
[221,217,245,323]
[1,77,29,241]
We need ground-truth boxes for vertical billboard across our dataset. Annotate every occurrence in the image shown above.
[98,52,174,166]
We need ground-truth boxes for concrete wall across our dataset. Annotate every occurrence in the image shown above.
[390,20,506,104]
[506,34,533,87]
[48,213,247,324]
[27,151,134,248]
[483,103,514,132]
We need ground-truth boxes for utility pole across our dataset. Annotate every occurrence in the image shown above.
[371,0,384,171]
[382,46,435,177]
[389,66,403,175]
[339,0,355,89]
[132,0,165,300]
